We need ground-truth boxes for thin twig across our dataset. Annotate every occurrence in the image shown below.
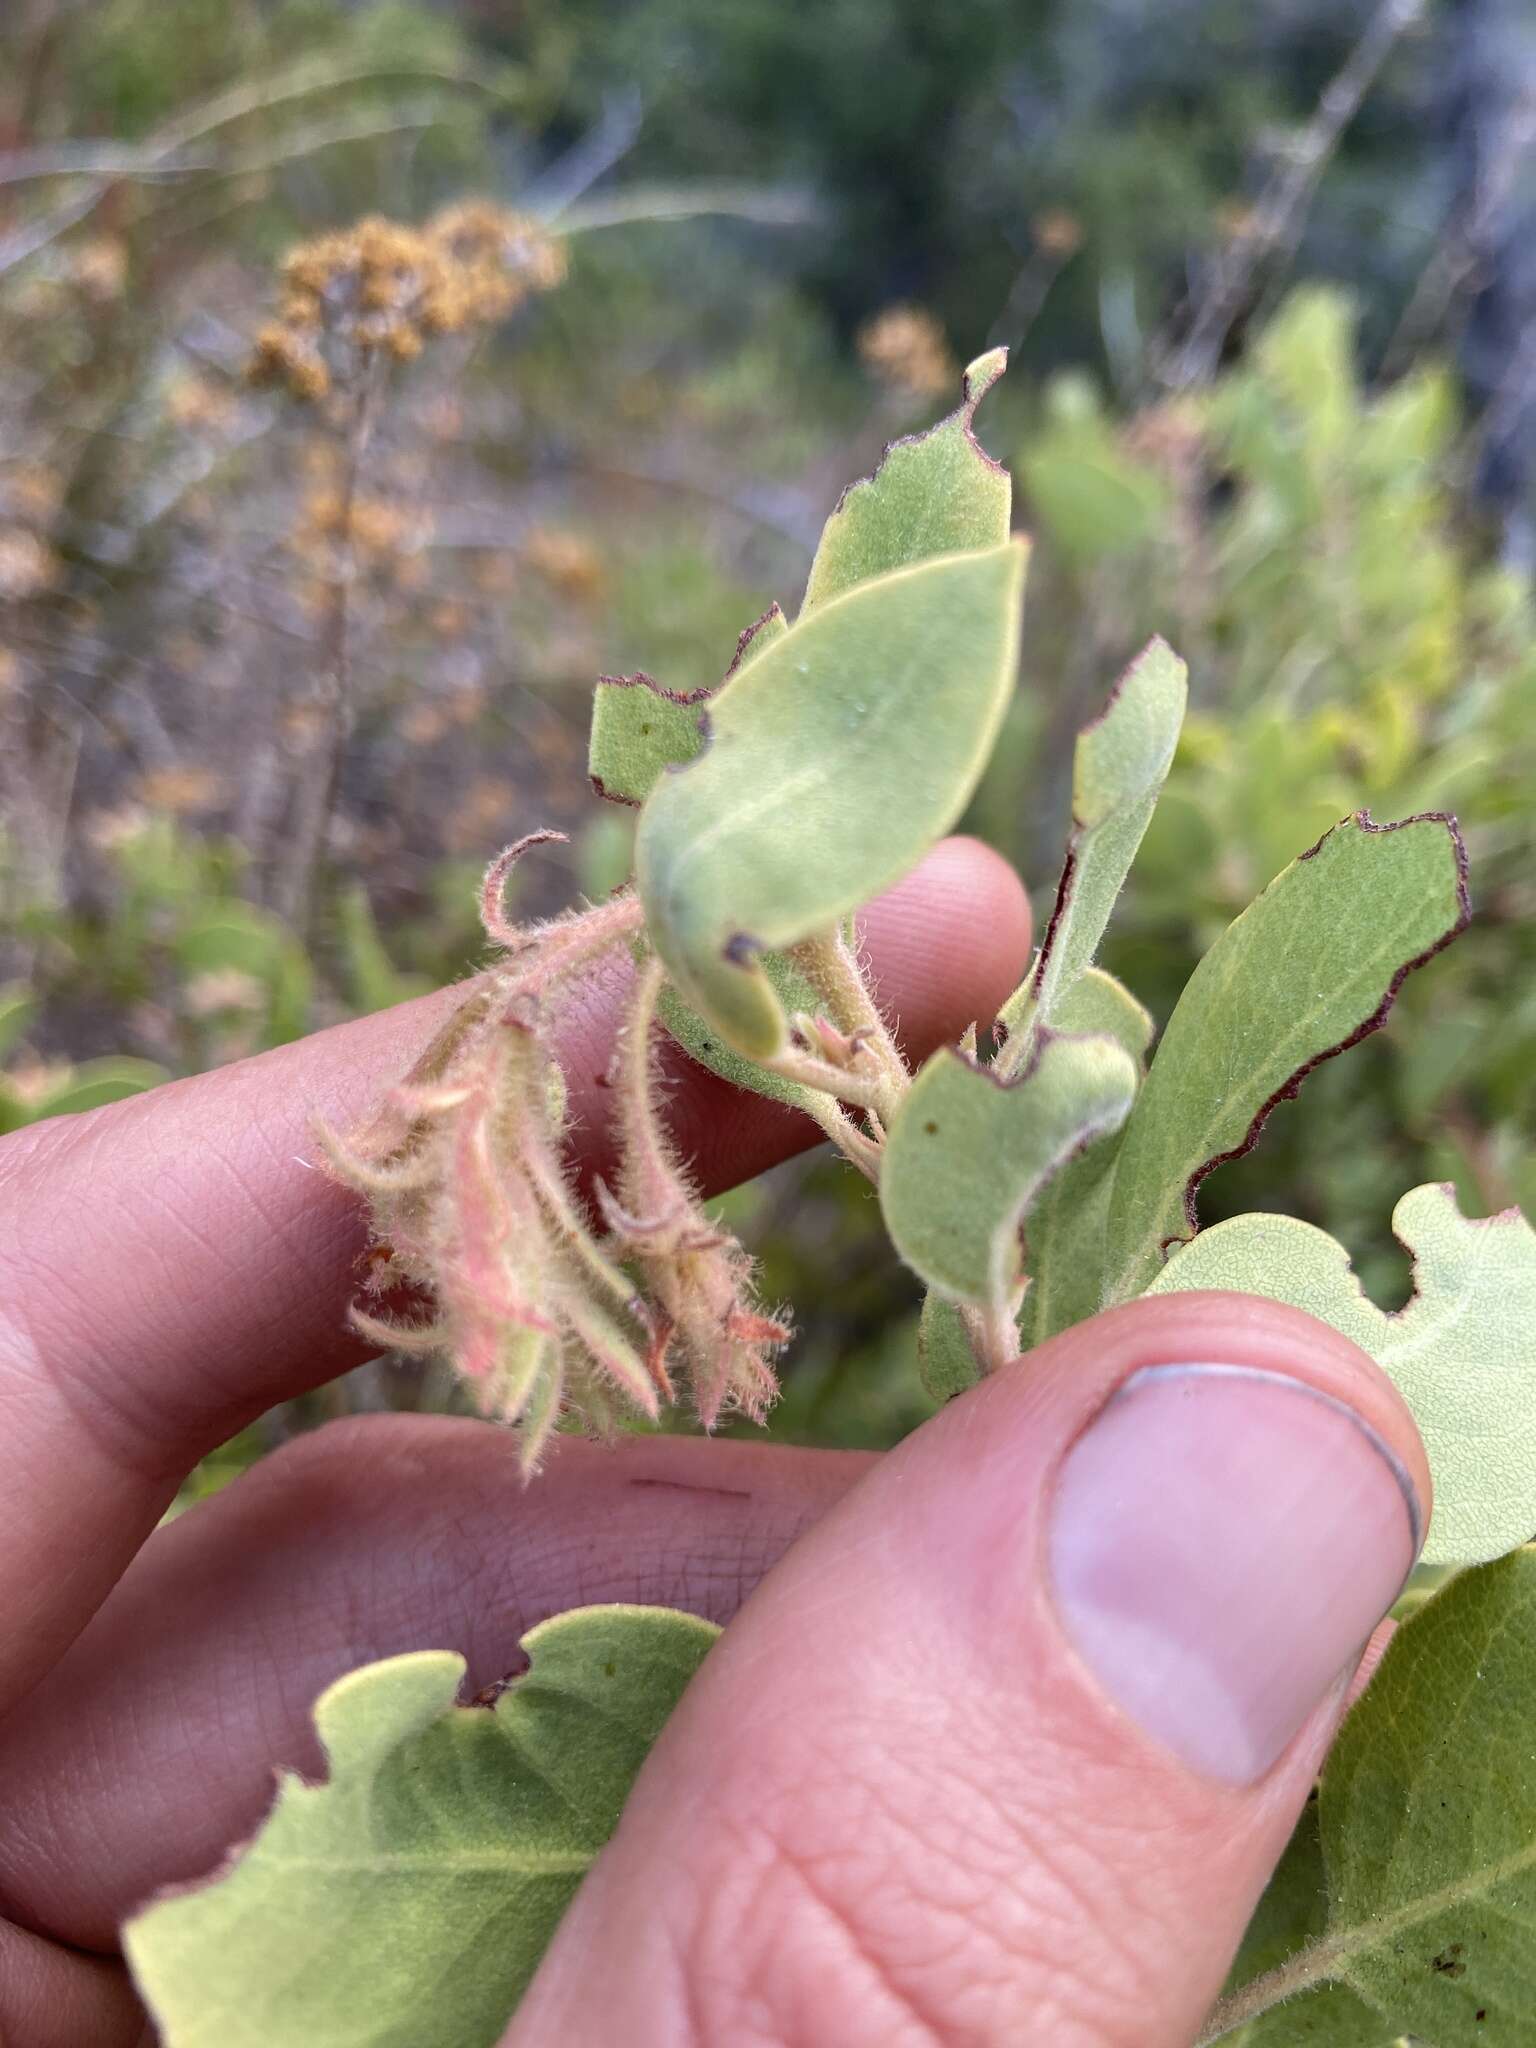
[1155,0,1427,393]
[271,352,388,932]
[1381,91,1536,379]
[553,183,823,234]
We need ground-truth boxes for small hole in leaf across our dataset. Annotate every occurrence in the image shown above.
[923,1120,939,1135]
[640,723,652,736]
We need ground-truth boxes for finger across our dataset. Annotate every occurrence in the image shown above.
[0,1423,871,1952]
[0,1921,147,2048]
[513,1295,1430,2048]
[0,836,1028,1713]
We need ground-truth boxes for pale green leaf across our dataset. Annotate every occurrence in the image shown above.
[588,673,712,807]
[996,638,1186,1075]
[0,985,36,1062]
[882,1032,1137,1309]
[636,541,1028,1058]
[125,1606,718,2048]
[1146,1185,1536,1565]
[1039,964,1156,1064]
[1020,446,1169,561]
[17,1055,170,1123]
[657,949,830,1114]
[917,1290,979,1402]
[1322,1549,1536,2044]
[1018,970,1155,1347]
[1104,812,1469,1303]
[588,606,788,808]
[800,349,1011,612]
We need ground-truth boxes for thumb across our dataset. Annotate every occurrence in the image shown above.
[509,1293,1429,2048]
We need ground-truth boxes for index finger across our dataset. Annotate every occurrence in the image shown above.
[0,837,1029,1712]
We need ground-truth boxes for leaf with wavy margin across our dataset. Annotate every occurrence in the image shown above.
[1147,1184,1536,1565]
[800,348,1011,611]
[588,605,788,807]
[125,1607,718,2048]
[1104,811,1469,1303]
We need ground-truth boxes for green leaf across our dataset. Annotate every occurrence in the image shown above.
[800,349,1011,612]
[1039,964,1156,1064]
[588,608,788,808]
[175,900,313,1044]
[1214,1803,1398,2046]
[0,985,36,1062]
[996,638,1186,1074]
[636,541,1029,1058]
[1322,1550,1536,2044]
[17,1055,170,1124]
[882,1032,1137,1309]
[1018,970,1155,1347]
[1103,812,1469,1302]
[588,673,713,807]
[656,949,830,1114]
[1146,1185,1536,1566]
[917,1290,979,1402]
[336,885,430,1013]
[125,1606,718,2048]
[1020,447,1168,561]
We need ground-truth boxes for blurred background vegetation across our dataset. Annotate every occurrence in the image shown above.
[2,0,1533,1474]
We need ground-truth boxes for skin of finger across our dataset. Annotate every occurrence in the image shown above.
[512,1295,1430,2048]
[0,1919,148,2048]
[0,1422,872,1952]
[0,836,1029,1720]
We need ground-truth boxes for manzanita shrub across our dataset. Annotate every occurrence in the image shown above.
[126,355,1536,2046]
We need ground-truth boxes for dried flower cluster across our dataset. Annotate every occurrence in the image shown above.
[857,304,958,401]
[248,204,567,403]
[322,835,789,1471]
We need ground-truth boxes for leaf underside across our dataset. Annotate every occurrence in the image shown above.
[1016,970,1155,1349]
[1148,1184,1536,1566]
[125,1607,718,2048]
[656,947,830,1112]
[883,1031,1138,1310]
[636,540,1028,1057]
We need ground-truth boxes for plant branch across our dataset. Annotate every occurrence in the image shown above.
[1156,0,1426,392]
[271,352,387,932]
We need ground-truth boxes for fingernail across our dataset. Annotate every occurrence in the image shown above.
[1048,1363,1421,1785]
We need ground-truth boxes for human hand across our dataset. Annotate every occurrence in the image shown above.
[0,836,1427,2047]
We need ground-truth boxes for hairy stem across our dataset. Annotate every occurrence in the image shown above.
[788,926,909,1124]
[959,1297,1021,1376]
[1196,1939,1343,2043]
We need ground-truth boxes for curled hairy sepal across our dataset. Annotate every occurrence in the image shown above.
[605,953,791,1428]
[320,838,769,1468]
